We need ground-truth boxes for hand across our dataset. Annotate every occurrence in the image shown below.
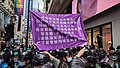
[43,51,49,54]
[43,50,54,60]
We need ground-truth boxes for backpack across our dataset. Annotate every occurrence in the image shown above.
[58,61,69,68]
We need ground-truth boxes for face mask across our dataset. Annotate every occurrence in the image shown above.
[67,57,72,62]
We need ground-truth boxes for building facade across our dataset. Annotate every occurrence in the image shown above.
[44,0,72,14]
[43,0,50,12]
[84,3,120,50]
[0,0,14,41]
[23,0,42,44]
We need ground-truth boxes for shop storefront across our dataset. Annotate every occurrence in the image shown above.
[86,23,112,51]
[84,3,120,50]
[0,10,10,41]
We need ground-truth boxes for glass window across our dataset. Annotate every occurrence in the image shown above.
[93,27,100,49]
[102,24,112,52]
[86,29,91,45]
[85,23,112,50]
[0,11,4,27]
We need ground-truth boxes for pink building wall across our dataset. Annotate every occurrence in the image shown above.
[97,0,120,14]
[72,0,120,18]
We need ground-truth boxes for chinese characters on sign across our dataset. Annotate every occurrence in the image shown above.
[30,11,88,50]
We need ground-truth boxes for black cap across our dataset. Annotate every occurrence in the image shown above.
[117,45,120,49]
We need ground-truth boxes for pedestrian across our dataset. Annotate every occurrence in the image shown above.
[96,34,103,49]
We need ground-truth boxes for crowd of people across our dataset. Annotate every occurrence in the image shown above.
[0,42,120,68]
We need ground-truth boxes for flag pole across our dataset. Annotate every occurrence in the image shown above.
[25,0,30,47]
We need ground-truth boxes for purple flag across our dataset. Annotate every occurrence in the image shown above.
[30,11,88,50]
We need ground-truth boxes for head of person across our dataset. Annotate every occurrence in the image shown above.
[33,52,51,66]
[61,51,68,62]
[65,51,73,63]
[99,62,112,68]
[116,45,120,55]
[96,49,106,61]
[13,51,19,61]
[85,56,97,68]
[117,45,120,49]
[109,46,115,55]
[82,49,92,59]
[18,55,25,62]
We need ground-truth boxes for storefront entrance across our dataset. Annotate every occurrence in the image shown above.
[86,23,112,52]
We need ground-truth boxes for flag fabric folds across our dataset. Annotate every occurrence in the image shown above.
[72,0,98,20]
[30,11,88,50]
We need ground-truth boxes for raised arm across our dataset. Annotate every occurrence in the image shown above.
[76,47,86,58]
[43,51,55,60]
[43,51,60,68]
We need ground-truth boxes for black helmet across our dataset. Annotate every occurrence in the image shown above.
[87,56,97,64]
[117,45,120,49]
[82,49,92,58]
[99,62,112,68]
[116,47,120,55]
[34,52,50,66]
[97,49,106,59]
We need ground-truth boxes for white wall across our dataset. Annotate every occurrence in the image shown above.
[112,18,120,48]
[84,8,120,48]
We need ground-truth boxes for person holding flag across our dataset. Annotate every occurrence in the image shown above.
[43,46,87,68]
